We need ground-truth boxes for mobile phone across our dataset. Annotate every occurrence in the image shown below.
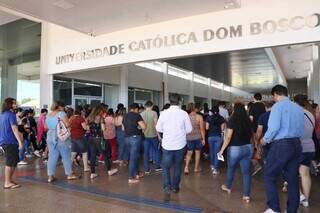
[217,153,225,162]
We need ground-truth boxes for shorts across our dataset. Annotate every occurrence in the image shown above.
[187,139,203,151]
[71,137,88,153]
[299,152,315,167]
[1,144,19,167]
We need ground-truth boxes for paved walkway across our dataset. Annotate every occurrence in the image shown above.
[0,157,319,213]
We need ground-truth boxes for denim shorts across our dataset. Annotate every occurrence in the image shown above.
[299,152,315,167]
[187,139,202,151]
[71,137,88,153]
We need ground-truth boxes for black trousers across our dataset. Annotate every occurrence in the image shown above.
[88,137,112,173]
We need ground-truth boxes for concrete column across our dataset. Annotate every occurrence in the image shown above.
[189,72,194,103]
[161,62,169,104]
[119,65,129,107]
[315,45,320,104]
[307,45,320,103]
[40,22,53,109]
[1,64,18,100]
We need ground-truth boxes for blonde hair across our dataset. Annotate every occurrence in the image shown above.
[87,105,105,123]
[50,101,65,111]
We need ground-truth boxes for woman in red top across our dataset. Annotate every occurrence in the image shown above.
[70,106,89,172]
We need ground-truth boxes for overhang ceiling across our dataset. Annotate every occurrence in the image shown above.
[0,9,19,25]
[273,44,314,80]
[167,48,280,93]
[0,0,240,35]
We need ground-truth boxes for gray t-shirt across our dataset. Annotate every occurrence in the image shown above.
[301,110,315,153]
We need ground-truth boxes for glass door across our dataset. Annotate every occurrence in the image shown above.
[89,97,102,107]
[74,96,88,108]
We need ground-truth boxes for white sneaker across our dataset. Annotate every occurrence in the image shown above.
[0,146,4,155]
[263,208,279,213]
[108,168,118,176]
[300,195,309,207]
[301,200,309,207]
[212,169,220,175]
[113,160,121,164]
[90,173,98,179]
[25,154,33,158]
[18,161,28,165]
[34,150,41,158]
[282,181,288,192]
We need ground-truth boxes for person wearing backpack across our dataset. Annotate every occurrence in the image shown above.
[45,101,77,183]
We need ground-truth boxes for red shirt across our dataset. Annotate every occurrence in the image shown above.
[70,115,86,140]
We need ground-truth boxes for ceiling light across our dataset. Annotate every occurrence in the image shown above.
[52,0,75,10]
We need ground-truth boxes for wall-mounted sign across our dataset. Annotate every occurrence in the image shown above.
[47,0,320,74]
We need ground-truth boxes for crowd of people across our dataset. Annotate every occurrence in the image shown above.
[0,84,320,213]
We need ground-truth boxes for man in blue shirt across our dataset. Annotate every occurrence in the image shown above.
[0,98,23,189]
[261,85,304,213]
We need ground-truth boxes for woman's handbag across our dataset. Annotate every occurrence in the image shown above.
[57,116,71,142]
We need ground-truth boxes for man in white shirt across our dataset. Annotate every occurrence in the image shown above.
[218,101,229,121]
[156,94,192,202]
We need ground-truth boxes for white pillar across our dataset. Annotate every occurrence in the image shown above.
[161,62,169,104]
[119,65,129,108]
[314,45,320,104]
[189,72,194,103]
[40,22,53,109]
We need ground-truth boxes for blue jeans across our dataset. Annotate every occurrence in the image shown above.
[208,136,222,169]
[125,135,142,179]
[144,137,161,171]
[149,142,155,162]
[47,130,72,176]
[162,147,186,192]
[116,128,128,161]
[264,139,302,213]
[19,138,30,161]
[226,144,253,197]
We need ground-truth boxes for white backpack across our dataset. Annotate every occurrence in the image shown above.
[57,114,70,142]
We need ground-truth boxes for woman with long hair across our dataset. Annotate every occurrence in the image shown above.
[70,106,90,172]
[103,108,119,175]
[115,107,127,166]
[219,102,253,203]
[206,105,225,175]
[184,103,206,174]
[45,101,77,183]
[87,105,118,178]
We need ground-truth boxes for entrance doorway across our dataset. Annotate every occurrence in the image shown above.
[74,96,103,108]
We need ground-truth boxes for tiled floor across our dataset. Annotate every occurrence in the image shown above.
[0,157,319,213]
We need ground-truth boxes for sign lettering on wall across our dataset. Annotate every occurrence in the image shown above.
[55,14,320,65]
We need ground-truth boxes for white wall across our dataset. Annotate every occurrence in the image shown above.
[43,0,320,75]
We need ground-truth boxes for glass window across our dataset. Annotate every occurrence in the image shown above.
[135,90,152,101]
[0,18,41,113]
[74,80,102,96]
[53,77,72,105]
[128,88,134,105]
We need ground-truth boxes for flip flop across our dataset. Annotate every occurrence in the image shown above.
[4,184,21,189]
